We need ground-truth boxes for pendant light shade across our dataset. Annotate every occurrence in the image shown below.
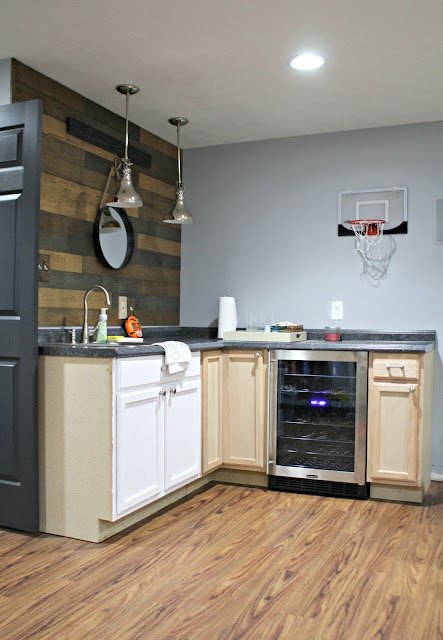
[107,164,142,208]
[164,117,193,224]
[107,84,143,209]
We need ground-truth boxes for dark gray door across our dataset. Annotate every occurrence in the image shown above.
[0,99,42,532]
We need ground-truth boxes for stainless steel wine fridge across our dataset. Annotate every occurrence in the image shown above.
[268,350,368,498]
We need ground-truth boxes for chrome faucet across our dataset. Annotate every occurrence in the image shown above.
[81,286,111,344]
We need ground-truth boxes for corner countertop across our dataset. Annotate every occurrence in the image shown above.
[38,328,436,358]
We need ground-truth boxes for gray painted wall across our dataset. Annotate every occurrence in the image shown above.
[181,121,443,473]
[0,59,11,105]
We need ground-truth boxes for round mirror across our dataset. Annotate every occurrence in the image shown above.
[93,207,134,270]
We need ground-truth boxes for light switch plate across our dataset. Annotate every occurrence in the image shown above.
[331,301,344,320]
[118,296,128,319]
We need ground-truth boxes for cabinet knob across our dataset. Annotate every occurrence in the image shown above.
[159,390,166,396]
[409,386,416,393]
[170,388,177,394]
[254,352,260,358]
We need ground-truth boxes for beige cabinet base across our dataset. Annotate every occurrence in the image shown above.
[39,357,114,543]
[370,483,427,504]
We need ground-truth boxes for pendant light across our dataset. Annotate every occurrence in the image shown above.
[163,117,193,224]
[107,84,143,209]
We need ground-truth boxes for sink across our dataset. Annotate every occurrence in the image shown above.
[83,342,153,347]
[45,342,153,348]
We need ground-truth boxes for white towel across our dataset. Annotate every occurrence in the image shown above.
[153,341,192,374]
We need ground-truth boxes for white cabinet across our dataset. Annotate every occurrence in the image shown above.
[116,386,163,515]
[164,379,201,492]
[114,354,201,519]
[39,352,202,542]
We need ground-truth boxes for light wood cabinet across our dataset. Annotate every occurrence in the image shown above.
[367,381,419,483]
[201,350,223,474]
[222,350,267,471]
[367,351,434,501]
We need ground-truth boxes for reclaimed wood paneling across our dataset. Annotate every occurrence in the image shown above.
[139,173,176,199]
[40,172,103,223]
[38,288,112,310]
[12,59,179,326]
[137,233,181,257]
[43,114,115,162]
[42,250,82,274]
[82,256,180,283]
[137,280,180,299]
[139,127,177,159]
[67,117,152,171]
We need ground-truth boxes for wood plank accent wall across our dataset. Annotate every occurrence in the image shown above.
[11,59,181,327]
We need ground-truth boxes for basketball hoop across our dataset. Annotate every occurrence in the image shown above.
[348,219,385,263]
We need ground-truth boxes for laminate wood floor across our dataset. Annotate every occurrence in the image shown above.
[0,483,442,640]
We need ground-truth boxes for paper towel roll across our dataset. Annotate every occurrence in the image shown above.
[218,296,237,339]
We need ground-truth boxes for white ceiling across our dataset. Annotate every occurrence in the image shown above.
[1,0,442,148]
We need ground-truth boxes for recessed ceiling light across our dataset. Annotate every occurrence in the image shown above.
[289,54,324,71]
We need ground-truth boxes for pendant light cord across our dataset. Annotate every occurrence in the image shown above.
[124,89,130,165]
[177,123,182,185]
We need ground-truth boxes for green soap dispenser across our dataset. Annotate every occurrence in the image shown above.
[96,307,108,343]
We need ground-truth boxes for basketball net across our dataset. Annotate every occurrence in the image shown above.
[349,219,385,264]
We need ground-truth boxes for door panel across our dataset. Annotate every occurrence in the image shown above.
[0,195,20,311]
[201,351,223,474]
[0,129,22,164]
[367,381,419,484]
[223,350,267,471]
[116,386,164,516]
[164,380,201,492]
[0,100,42,532]
[0,360,17,477]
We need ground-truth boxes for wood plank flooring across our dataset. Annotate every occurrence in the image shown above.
[0,483,441,640]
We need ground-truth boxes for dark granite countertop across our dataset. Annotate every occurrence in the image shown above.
[38,328,436,358]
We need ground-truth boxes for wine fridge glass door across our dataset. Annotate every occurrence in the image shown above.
[269,350,368,484]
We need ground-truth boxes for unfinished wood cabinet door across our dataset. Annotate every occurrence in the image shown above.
[367,380,420,485]
[222,350,267,471]
[201,350,223,474]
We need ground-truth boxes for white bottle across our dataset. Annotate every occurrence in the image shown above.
[96,307,108,343]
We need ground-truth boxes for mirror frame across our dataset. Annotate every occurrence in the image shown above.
[93,207,135,270]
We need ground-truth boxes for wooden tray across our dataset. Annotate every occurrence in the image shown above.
[223,331,307,342]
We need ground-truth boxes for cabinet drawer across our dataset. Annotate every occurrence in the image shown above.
[372,353,419,381]
[118,355,164,390]
[117,352,200,391]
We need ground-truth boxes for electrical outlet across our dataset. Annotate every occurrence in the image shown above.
[331,301,344,320]
[127,297,135,315]
[118,296,128,319]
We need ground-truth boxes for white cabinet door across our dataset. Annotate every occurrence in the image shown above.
[116,386,164,516]
[164,379,201,493]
